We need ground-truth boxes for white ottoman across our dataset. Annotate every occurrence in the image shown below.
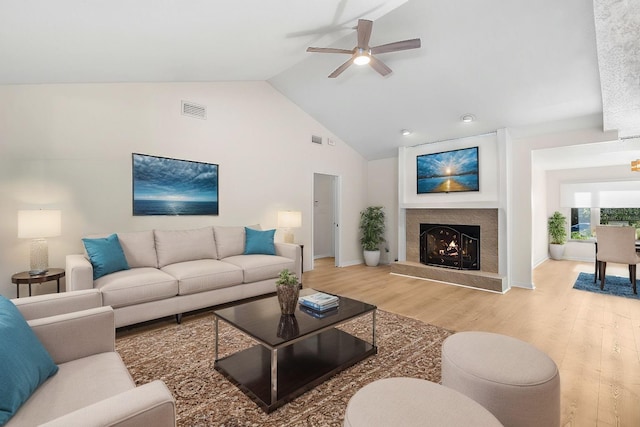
[441,332,560,427]
[343,377,503,427]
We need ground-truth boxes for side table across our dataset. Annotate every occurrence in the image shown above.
[11,268,65,298]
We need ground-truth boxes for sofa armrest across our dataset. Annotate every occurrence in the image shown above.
[28,306,115,364]
[13,289,102,321]
[275,242,302,279]
[66,254,94,291]
[40,380,176,427]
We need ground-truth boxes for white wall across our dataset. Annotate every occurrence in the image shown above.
[367,158,398,264]
[0,82,368,297]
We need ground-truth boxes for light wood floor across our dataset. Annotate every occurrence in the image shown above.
[303,258,640,427]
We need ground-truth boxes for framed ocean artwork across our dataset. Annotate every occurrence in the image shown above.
[132,153,219,215]
[416,147,479,194]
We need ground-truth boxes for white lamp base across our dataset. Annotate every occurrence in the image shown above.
[283,231,295,244]
[29,238,49,275]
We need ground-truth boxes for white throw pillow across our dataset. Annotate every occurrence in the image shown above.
[155,227,217,267]
[117,230,158,268]
[214,224,260,259]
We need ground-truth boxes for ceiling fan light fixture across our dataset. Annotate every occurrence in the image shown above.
[353,48,371,66]
[461,114,476,123]
[632,159,640,172]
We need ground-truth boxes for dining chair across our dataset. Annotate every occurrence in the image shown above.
[595,226,640,294]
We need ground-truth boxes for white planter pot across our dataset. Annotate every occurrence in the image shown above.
[549,244,565,260]
[363,250,381,267]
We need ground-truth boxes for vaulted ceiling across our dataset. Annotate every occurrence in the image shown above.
[1,0,638,162]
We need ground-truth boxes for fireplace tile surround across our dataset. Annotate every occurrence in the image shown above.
[391,208,507,292]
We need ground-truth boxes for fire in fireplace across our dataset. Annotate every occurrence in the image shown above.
[420,223,480,270]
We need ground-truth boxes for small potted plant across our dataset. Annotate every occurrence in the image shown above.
[548,211,567,260]
[359,206,386,266]
[275,269,300,315]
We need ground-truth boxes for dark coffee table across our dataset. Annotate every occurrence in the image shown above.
[213,289,377,413]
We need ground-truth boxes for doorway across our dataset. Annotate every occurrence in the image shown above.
[313,173,340,268]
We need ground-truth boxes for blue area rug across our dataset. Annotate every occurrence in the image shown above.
[573,272,638,299]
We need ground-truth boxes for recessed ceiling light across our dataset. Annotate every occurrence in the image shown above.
[401,129,412,136]
[461,114,475,123]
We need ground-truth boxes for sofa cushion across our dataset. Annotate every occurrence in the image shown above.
[213,226,246,259]
[222,255,296,283]
[7,352,134,427]
[0,297,59,425]
[95,268,178,308]
[82,234,130,280]
[154,227,217,268]
[244,228,276,255]
[214,225,261,259]
[161,260,244,296]
[117,230,158,268]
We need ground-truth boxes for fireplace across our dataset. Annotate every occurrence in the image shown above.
[420,223,480,270]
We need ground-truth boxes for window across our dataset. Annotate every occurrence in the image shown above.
[570,208,640,240]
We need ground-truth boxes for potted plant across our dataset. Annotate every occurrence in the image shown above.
[547,211,567,260]
[359,206,386,267]
[275,269,300,315]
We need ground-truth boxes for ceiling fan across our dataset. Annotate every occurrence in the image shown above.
[306,19,421,78]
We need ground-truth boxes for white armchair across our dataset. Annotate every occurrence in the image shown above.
[595,226,640,294]
[8,290,176,426]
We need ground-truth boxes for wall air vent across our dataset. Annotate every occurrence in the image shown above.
[181,101,207,120]
[311,135,322,144]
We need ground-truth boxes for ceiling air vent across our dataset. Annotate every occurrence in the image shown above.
[181,101,206,120]
[311,135,322,144]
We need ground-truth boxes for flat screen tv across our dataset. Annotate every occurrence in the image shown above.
[416,146,479,194]
[132,153,219,216]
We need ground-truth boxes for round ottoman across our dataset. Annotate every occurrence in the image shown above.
[441,332,560,427]
[343,377,503,427]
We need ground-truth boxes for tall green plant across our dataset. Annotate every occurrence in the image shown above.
[359,206,386,251]
[548,211,567,245]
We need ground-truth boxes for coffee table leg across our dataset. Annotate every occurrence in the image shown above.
[271,348,278,404]
[372,310,377,347]
[214,316,219,361]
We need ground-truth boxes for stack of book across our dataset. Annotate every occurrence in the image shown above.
[298,292,339,312]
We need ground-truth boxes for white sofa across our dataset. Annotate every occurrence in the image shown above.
[9,289,176,426]
[66,226,302,328]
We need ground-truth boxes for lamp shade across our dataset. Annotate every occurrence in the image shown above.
[277,211,302,228]
[18,210,62,238]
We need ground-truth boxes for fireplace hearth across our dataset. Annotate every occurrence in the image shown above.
[420,223,480,270]
[392,209,504,292]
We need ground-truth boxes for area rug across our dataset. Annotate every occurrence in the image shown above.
[573,272,638,299]
[116,310,452,427]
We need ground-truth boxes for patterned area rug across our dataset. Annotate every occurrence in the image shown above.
[116,309,452,427]
[573,272,638,299]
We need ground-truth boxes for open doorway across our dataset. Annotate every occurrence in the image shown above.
[313,173,340,268]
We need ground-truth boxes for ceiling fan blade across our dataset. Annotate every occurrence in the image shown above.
[329,56,355,78]
[371,38,421,54]
[356,19,373,49]
[307,47,354,54]
[369,56,392,77]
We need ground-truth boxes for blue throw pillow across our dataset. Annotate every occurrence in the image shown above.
[0,296,58,424]
[244,227,276,255]
[82,233,130,280]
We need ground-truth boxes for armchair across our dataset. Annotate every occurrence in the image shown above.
[8,290,176,426]
[595,226,640,294]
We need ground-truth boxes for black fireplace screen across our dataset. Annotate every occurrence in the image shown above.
[420,224,480,270]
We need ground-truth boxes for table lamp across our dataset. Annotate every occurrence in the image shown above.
[277,210,302,244]
[18,210,62,275]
